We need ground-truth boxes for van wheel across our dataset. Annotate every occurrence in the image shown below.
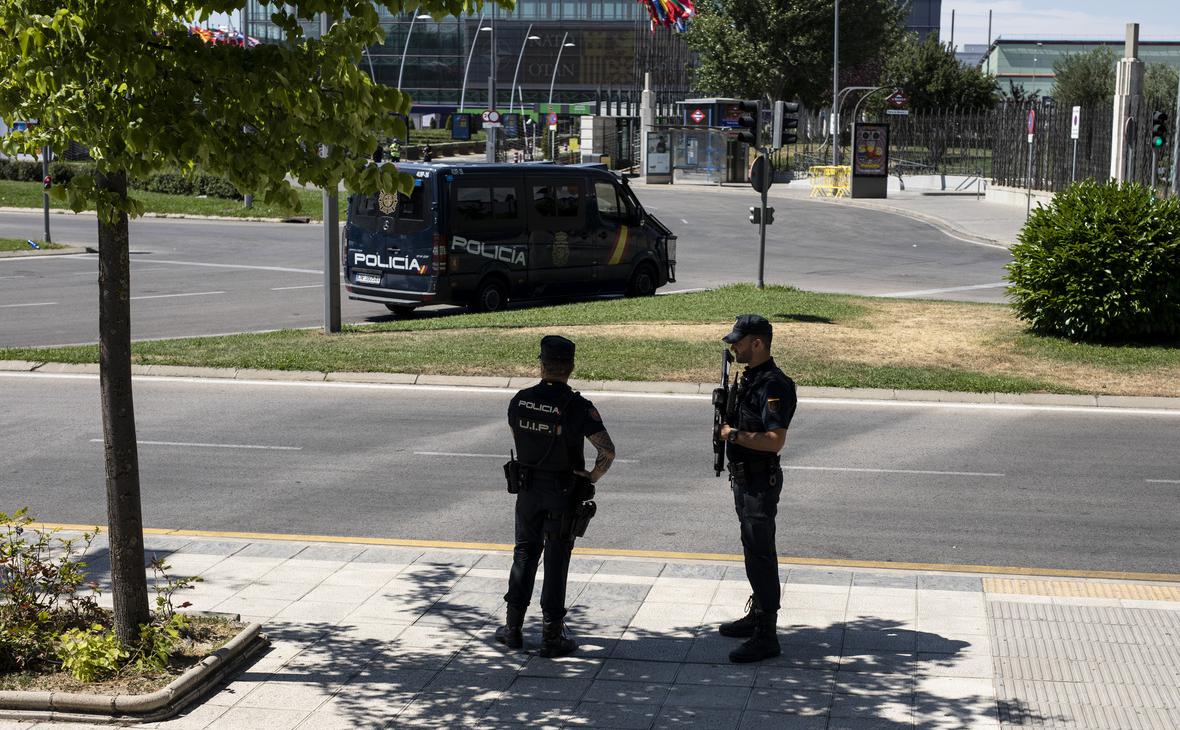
[470,278,507,313]
[625,263,658,297]
[384,304,417,317]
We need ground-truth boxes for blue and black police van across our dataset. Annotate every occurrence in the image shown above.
[344,162,676,314]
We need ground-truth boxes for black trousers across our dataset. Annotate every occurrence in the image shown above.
[504,475,577,619]
[731,463,783,613]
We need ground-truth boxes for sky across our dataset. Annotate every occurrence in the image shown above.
[208,2,1180,49]
[943,0,1180,48]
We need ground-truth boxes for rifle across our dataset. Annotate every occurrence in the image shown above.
[712,349,734,476]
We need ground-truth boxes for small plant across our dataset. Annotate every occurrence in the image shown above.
[1007,179,1180,343]
[56,624,128,682]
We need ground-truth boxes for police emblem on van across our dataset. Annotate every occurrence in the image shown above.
[378,191,397,215]
[552,231,570,266]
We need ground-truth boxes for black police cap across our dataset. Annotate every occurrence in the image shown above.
[722,314,773,344]
[539,335,575,362]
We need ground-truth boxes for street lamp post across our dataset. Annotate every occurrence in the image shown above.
[509,24,540,115]
[486,3,497,162]
[547,32,574,161]
[831,0,839,164]
[458,9,487,115]
[397,9,434,91]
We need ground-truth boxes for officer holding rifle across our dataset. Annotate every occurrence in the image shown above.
[714,315,797,663]
[496,336,616,657]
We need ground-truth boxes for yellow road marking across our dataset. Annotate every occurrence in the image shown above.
[29,522,1180,585]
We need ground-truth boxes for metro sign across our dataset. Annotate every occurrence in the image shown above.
[689,108,706,124]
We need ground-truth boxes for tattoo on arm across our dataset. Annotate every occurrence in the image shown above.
[587,430,616,482]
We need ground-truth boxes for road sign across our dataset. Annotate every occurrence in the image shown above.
[546,111,558,128]
[749,154,773,194]
[885,109,910,116]
[886,89,908,108]
[1027,108,1036,143]
[689,108,706,124]
[1071,106,1081,140]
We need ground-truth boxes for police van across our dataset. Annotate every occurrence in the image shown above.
[344,162,676,314]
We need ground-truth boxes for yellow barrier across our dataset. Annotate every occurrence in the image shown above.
[808,165,851,198]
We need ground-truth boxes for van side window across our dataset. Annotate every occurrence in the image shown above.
[594,181,621,222]
[454,182,524,235]
[533,182,582,219]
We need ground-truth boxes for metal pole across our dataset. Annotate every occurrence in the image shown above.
[1171,70,1180,194]
[41,145,51,244]
[486,2,497,162]
[757,168,768,290]
[987,10,992,48]
[397,7,420,91]
[509,23,533,115]
[458,8,486,114]
[548,31,569,162]
[831,0,839,165]
[949,10,954,51]
[320,12,340,334]
[1026,135,1034,220]
[1072,138,1077,183]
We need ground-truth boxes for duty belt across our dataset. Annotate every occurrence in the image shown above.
[728,456,780,477]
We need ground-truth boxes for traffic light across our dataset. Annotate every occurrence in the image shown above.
[735,100,759,148]
[748,206,775,225]
[1151,111,1168,149]
[772,100,800,149]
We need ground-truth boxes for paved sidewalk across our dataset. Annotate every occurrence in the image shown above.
[4,531,1179,729]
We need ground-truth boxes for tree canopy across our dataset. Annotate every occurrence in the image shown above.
[881,34,998,112]
[1051,47,1117,106]
[683,0,906,107]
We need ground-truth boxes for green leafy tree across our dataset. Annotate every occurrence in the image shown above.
[0,0,487,644]
[1144,63,1178,113]
[683,0,906,106]
[1050,47,1116,106]
[881,34,998,111]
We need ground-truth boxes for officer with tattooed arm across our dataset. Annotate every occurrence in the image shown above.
[496,336,616,657]
[716,315,797,663]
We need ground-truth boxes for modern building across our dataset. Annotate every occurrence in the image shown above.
[243,0,946,118]
[980,37,1180,99]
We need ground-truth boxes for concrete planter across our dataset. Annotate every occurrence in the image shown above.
[0,622,268,724]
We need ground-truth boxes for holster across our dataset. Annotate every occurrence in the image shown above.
[571,500,597,539]
[727,458,780,490]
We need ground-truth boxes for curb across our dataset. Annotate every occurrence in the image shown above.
[0,205,303,224]
[0,246,88,258]
[0,623,268,724]
[4,360,1180,411]
[797,196,1013,249]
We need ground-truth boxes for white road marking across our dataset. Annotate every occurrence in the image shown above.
[0,275,28,280]
[784,465,1003,478]
[72,255,321,275]
[271,284,323,291]
[1146,479,1180,484]
[881,282,1008,298]
[416,450,636,463]
[0,301,58,308]
[131,290,225,301]
[88,438,301,451]
[7,373,1180,418]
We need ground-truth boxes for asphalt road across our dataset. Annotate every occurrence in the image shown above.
[0,186,1012,347]
[4,373,1178,575]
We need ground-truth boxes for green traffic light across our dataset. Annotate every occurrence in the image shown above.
[1153,136,1165,148]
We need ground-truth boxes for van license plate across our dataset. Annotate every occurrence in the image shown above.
[354,273,382,285]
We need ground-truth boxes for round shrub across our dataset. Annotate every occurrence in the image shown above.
[1006,179,1180,343]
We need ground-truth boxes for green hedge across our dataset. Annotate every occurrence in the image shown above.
[1006,179,1180,343]
[0,159,241,200]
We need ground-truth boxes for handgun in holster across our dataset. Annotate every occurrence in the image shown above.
[570,500,597,539]
[726,460,748,489]
[502,450,530,494]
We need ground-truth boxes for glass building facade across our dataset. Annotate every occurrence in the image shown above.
[243,0,942,112]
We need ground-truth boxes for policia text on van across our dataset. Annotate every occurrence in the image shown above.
[344,163,677,315]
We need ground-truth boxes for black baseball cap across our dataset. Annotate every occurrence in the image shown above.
[539,335,575,362]
[722,314,773,344]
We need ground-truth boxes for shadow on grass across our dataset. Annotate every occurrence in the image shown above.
[67,539,1065,729]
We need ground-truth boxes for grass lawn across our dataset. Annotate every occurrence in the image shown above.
[0,237,66,252]
[0,180,324,221]
[3,284,1179,396]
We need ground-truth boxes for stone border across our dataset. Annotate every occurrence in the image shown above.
[4,360,1180,410]
[0,623,268,724]
[0,245,88,259]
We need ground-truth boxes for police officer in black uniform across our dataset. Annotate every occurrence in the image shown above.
[717,315,797,663]
[495,335,616,657]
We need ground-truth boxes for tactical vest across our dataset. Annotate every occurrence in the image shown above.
[727,366,783,464]
[511,384,576,472]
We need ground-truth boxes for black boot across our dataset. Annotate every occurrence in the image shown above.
[719,595,758,638]
[538,614,577,658]
[494,605,525,649]
[728,609,781,663]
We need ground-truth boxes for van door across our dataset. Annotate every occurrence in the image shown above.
[590,177,647,291]
[446,175,528,304]
[525,173,595,296]
[344,175,435,305]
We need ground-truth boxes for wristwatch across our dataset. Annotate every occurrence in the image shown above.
[726,430,739,444]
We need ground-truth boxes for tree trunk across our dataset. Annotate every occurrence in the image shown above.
[96,168,150,644]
